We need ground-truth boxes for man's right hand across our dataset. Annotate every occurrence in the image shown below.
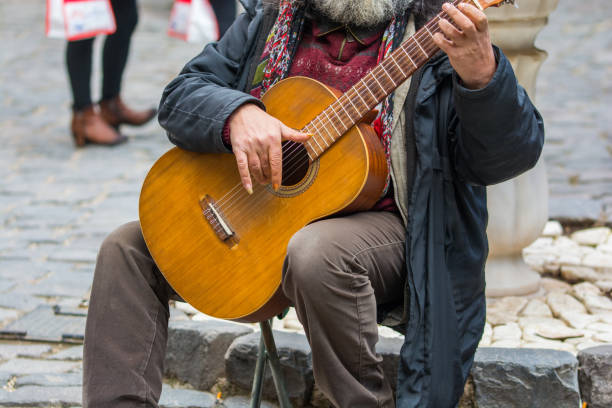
[228,104,311,194]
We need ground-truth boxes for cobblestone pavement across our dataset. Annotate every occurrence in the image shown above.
[0,0,610,406]
[536,0,612,222]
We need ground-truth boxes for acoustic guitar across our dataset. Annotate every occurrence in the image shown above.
[139,0,514,322]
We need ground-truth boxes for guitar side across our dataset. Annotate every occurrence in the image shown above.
[139,77,387,322]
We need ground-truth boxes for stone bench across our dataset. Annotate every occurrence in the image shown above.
[164,319,611,407]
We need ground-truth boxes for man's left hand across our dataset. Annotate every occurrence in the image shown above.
[432,2,496,90]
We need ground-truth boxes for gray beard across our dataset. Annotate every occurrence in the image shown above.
[309,0,416,27]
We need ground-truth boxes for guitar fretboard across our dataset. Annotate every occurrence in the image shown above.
[301,0,464,160]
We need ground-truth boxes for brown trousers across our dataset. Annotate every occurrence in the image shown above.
[83,211,406,408]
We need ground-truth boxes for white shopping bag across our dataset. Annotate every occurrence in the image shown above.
[46,0,116,41]
[168,0,219,44]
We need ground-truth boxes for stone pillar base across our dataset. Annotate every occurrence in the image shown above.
[485,255,541,297]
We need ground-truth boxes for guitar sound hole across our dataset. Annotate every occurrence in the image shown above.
[281,142,310,187]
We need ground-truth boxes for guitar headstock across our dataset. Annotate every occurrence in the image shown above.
[470,0,517,10]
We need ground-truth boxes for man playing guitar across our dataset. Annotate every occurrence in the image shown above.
[83,1,543,407]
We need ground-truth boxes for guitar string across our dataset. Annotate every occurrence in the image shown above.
[205,13,446,225]
[204,2,460,212]
[204,10,450,223]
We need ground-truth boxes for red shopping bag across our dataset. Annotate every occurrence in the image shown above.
[168,0,219,44]
[46,0,116,41]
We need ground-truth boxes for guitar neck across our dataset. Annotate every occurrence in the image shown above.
[302,0,465,159]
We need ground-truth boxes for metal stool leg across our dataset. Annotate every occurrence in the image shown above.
[249,334,267,408]
[249,320,293,408]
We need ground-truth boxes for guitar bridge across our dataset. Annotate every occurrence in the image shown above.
[200,195,239,248]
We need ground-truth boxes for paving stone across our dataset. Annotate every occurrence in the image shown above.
[542,220,563,237]
[586,322,612,333]
[577,345,612,408]
[0,358,79,375]
[583,294,612,314]
[560,265,601,283]
[571,228,611,246]
[492,323,522,342]
[487,297,528,326]
[0,305,85,343]
[0,261,50,282]
[0,373,10,386]
[0,344,51,360]
[169,307,190,321]
[546,292,587,317]
[534,325,584,341]
[0,385,81,406]
[159,385,215,408]
[583,252,612,271]
[548,197,603,223]
[520,298,553,317]
[376,336,403,394]
[0,309,20,327]
[571,281,602,301]
[559,311,600,330]
[0,281,16,293]
[226,330,313,406]
[471,348,580,408]
[15,270,92,298]
[17,372,83,387]
[0,293,45,313]
[48,345,83,361]
[165,320,253,391]
[47,248,98,264]
[540,277,572,293]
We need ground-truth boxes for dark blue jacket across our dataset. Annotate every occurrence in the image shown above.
[158,1,545,406]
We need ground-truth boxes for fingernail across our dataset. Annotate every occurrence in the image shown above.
[442,3,450,10]
[273,183,280,191]
[307,133,314,138]
[246,186,253,195]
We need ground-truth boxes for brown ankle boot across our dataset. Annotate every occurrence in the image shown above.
[71,105,128,147]
[99,96,157,127]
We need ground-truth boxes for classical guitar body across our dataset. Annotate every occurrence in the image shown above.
[139,77,388,322]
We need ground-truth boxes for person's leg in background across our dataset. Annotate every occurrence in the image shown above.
[99,0,156,128]
[66,38,123,146]
[210,0,237,37]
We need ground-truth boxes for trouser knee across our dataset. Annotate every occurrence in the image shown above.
[282,227,334,300]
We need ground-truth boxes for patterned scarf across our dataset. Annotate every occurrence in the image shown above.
[251,1,409,194]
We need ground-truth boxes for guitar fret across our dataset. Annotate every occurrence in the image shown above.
[424,24,434,38]
[335,100,354,122]
[310,123,329,147]
[306,148,314,161]
[345,92,361,117]
[315,116,334,144]
[319,134,330,147]
[323,109,341,135]
[380,64,396,87]
[371,72,386,94]
[390,53,406,76]
[361,78,378,103]
[310,133,323,152]
[414,36,429,58]
[354,87,369,110]
[329,104,349,132]
[402,48,418,69]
